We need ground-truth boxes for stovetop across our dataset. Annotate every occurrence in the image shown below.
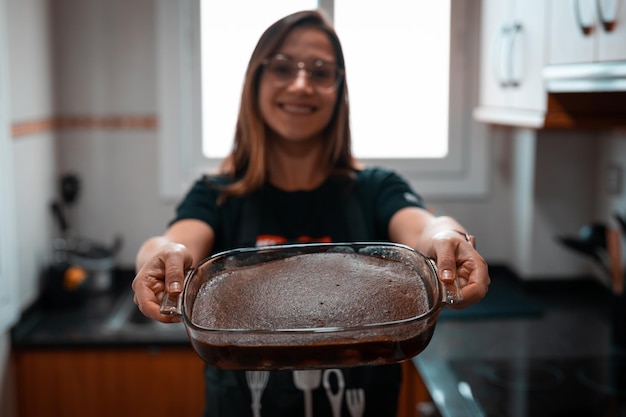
[449,354,626,417]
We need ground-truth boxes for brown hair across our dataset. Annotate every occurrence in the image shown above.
[217,9,357,199]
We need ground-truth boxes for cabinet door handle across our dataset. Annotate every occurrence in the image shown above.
[495,23,522,89]
[507,23,522,88]
[495,24,511,87]
[574,0,596,35]
[597,0,619,31]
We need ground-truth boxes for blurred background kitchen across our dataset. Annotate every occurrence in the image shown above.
[1,0,625,416]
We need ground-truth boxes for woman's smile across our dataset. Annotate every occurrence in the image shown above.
[279,102,317,114]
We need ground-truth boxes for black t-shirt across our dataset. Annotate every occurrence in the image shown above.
[172,167,425,417]
[174,167,424,254]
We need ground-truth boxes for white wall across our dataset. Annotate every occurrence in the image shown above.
[2,1,56,416]
[53,0,175,266]
[8,0,56,308]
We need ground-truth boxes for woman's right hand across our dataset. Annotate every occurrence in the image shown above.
[132,241,194,323]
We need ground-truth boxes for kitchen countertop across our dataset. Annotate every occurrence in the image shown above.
[413,271,625,417]
[11,269,190,348]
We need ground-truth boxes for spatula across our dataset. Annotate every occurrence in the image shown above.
[293,370,322,417]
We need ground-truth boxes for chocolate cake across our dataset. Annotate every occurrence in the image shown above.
[188,250,438,369]
[192,252,429,329]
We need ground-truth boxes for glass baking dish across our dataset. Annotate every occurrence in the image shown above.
[161,242,462,370]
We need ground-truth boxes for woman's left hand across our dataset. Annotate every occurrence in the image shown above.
[427,230,490,309]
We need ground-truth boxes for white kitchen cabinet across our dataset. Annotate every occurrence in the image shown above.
[474,0,549,127]
[549,0,626,65]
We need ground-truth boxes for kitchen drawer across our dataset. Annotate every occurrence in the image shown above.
[13,347,205,417]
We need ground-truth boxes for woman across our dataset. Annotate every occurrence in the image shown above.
[133,9,490,417]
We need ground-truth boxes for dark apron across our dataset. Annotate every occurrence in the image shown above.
[202,188,402,417]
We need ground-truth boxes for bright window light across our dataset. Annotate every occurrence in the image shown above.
[201,0,317,158]
[335,0,450,158]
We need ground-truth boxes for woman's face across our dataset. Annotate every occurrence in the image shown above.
[258,27,338,145]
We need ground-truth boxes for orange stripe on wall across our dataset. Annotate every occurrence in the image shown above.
[11,115,158,138]
[56,115,158,130]
[11,118,56,138]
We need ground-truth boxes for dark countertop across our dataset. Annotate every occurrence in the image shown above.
[11,269,190,349]
[413,268,625,417]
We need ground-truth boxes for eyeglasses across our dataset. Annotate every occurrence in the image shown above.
[261,53,343,92]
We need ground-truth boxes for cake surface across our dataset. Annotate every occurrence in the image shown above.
[191,251,431,330]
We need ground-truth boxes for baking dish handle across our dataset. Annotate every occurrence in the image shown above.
[427,258,464,305]
[160,287,183,318]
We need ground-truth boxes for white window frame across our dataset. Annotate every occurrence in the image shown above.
[157,0,488,201]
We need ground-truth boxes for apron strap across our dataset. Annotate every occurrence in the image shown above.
[238,192,261,247]
[345,176,372,242]
[346,179,375,241]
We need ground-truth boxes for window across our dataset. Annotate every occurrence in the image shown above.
[157,0,488,200]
